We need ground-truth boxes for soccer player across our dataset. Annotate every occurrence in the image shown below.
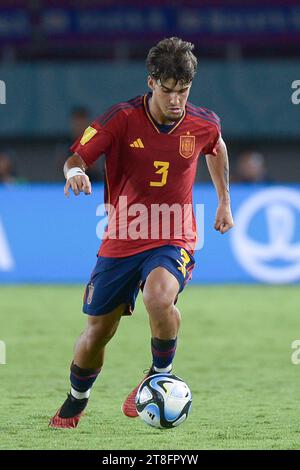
[49,37,234,428]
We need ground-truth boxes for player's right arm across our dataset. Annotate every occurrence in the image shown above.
[63,103,128,198]
[63,119,112,198]
[63,153,92,197]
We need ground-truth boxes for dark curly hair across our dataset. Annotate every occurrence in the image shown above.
[146,37,197,85]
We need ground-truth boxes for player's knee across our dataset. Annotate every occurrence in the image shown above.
[143,288,174,314]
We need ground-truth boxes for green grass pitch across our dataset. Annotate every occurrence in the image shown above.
[0,285,299,450]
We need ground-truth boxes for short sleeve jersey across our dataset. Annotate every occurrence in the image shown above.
[71,93,221,257]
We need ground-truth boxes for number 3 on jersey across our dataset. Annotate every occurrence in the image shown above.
[150,161,170,187]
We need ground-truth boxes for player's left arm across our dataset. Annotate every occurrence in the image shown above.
[205,137,234,234]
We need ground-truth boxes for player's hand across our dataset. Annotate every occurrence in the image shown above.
[214,202,234,234]
[64,174,92,197]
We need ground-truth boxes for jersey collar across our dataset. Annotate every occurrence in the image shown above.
[143,93,186,135]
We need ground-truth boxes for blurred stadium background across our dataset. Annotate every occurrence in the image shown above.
[0,0,300,450]
[0,0,299,284]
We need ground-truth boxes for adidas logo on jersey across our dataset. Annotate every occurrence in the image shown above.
[130,138,144,148]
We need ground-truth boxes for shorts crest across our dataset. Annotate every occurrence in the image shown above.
[87,283,94,305]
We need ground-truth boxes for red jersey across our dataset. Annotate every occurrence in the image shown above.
[70,94,221,257]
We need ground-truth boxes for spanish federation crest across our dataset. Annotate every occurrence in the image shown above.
[179,134,195,158]
[87,282,94,305]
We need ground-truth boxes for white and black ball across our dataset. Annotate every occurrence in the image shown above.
[135,373,192,429]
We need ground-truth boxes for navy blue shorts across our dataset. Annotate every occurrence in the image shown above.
[83,245,195,316]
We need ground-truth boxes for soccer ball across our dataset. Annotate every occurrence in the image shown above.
[135,373,192,429]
